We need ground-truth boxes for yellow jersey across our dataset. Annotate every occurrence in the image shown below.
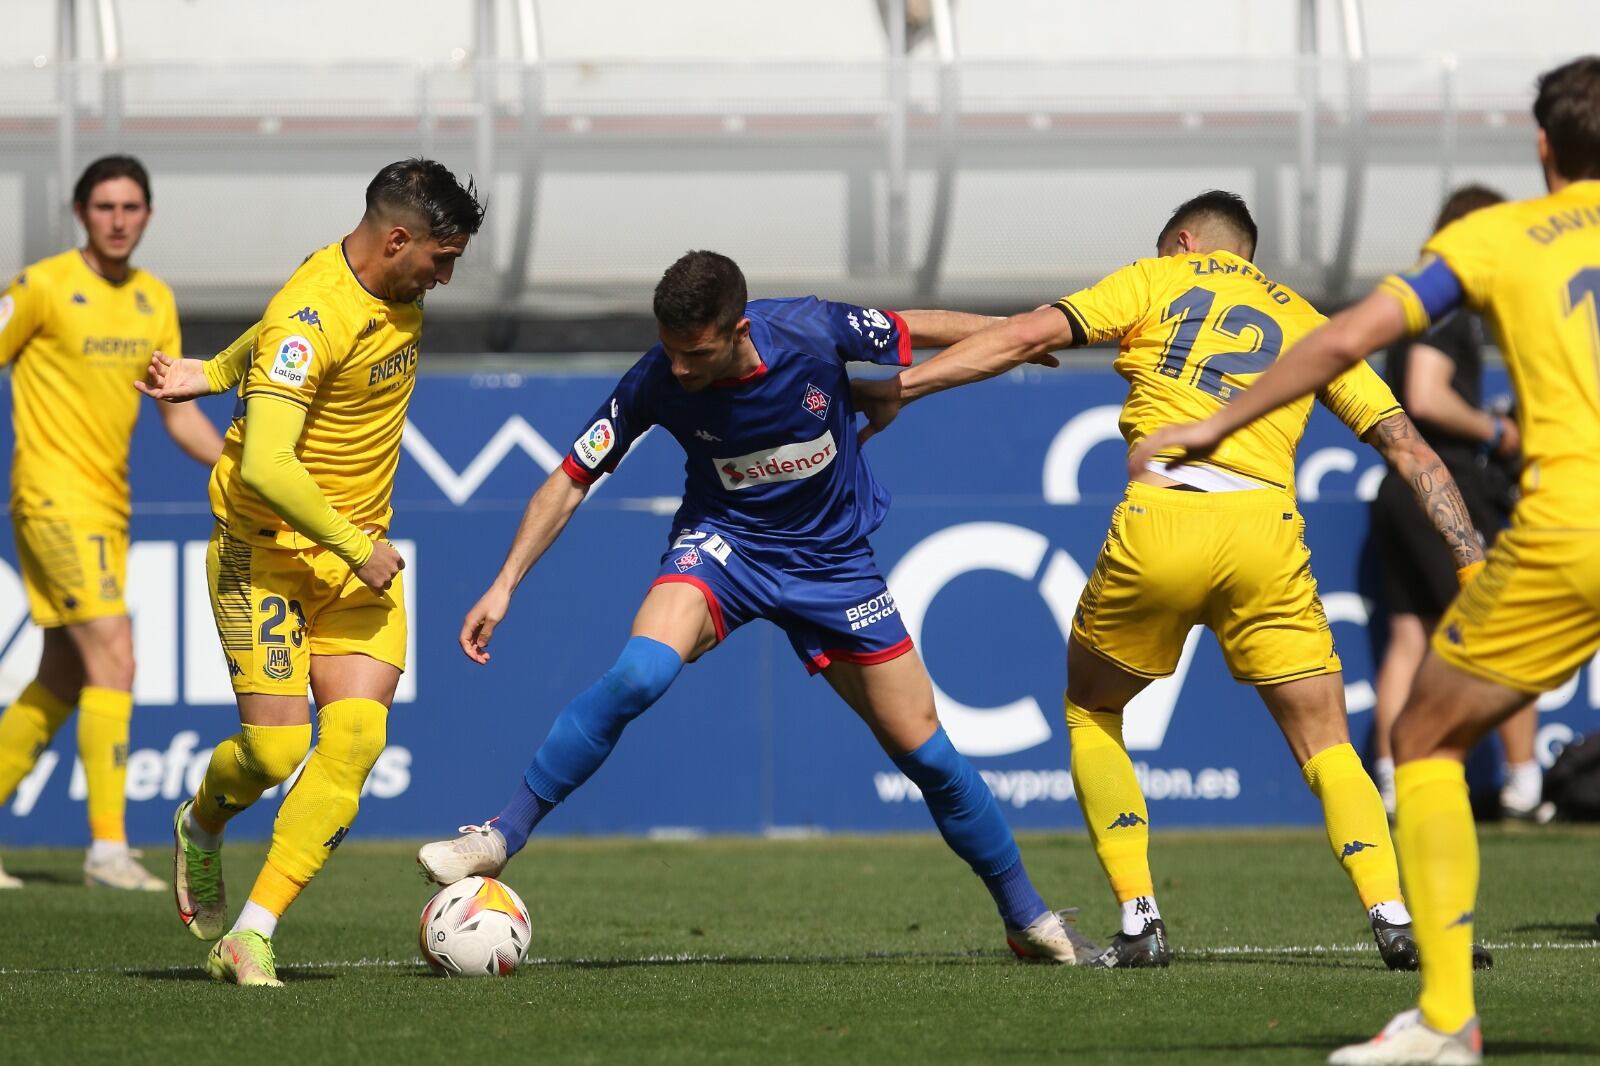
[208,242,422,549]
[1382,181,1600,531]
[0,249,181,524]
[1058,250,1401,491]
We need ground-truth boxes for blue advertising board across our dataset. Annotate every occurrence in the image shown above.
[1,364,1593,845]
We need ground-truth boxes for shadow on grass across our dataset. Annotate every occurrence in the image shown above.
[1506,921,1600,942]
[522,950,1030,971]
[1173,954,1379,973]
[3,870,85,887]
[1143,1037,1600,1057]
[129,968,337,982]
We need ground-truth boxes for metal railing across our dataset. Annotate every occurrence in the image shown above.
[3,0,1557,326]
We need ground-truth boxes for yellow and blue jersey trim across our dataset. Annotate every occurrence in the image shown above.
[1380,253,1464,334]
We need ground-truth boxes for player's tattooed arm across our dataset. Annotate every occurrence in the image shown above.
[1364,412,1485,569]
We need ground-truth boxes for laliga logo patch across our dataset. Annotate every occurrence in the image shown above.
[269,335,314,388]
[0,293,12,335]
[674,547,702,572]
[802,384,831,420]
[575,418,615,469]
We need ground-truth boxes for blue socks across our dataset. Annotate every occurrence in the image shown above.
[892,726,1048,929]
[982,858,1049,930]
[501,636,684,856]
[494,781,555,856]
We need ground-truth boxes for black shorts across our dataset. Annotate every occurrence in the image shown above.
[1369,467,1508,619]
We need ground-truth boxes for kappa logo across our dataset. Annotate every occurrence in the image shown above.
[289,306,324,331]
[694,429,721,443]
[675,547,703,572]
[71,292,88,306]
[323,826,350,851]
[225,655,244,678]
[1106,811,1146,830]
[263,647,293,681]
[1341,840,1377,858]
[358,318,380,339]
[1447,911,1474,928]
[802,384,831,420]
[1444,623,1464,646]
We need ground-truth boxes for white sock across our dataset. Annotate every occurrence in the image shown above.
[233,901,279,939]
[1369,899,1412,925]
[87,839,129,864]
[1374,757,1396,813]
[1120,895,1160,935]
[184,807,223,851]
[1502,760,1542,808]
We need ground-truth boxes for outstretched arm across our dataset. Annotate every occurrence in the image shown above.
[136,323,259,402]
[1129,290,1410,474]
[894,309,1005,349]
[459,467,590,664]
[898,305,1075,402]
[1363,413,1485,574]
[854,306,1076,443]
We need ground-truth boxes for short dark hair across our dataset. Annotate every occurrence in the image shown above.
[1433,184,1504,234]
[74,155,150,208]
[1533,56,1600,181]
[364,158,486,240]
[653,251,748,335]
[1157,190,1258,259]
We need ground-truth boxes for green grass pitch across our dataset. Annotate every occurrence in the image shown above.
[1,827,1595,1064]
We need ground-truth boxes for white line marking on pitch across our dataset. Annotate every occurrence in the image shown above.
[0,941,1594,976]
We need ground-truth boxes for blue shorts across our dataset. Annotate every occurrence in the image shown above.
[650,527,912,674]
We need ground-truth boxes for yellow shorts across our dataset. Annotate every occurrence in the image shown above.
[206,523,407,696]
[1433,528,1600,693]
[12,513,127,628]
[1072,481,1341,684]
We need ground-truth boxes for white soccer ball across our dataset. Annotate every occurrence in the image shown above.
[419,876,533,977]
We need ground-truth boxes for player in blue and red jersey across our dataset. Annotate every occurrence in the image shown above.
[418,250,1092,962]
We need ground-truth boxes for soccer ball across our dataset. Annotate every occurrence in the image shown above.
[419,876,532,977]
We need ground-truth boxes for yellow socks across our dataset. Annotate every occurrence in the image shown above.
[255,698,387,919]
[1301,742,1403,910]
[1066,698,1154,904]
[1396,758,1479,1033]
[192,723,312,835]
[0,681,74,806]
[77,686,133,843]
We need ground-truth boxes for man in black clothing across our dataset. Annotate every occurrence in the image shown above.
[1367,185,1546,821]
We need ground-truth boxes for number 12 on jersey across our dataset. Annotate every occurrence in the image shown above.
[1154,285,1285,400]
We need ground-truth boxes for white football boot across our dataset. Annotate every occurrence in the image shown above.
[0,854,22,889]
[417,822,508,885]
[84,848,165,891]
[1005,907,1097,964]
[1328,1009,1482,1065]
